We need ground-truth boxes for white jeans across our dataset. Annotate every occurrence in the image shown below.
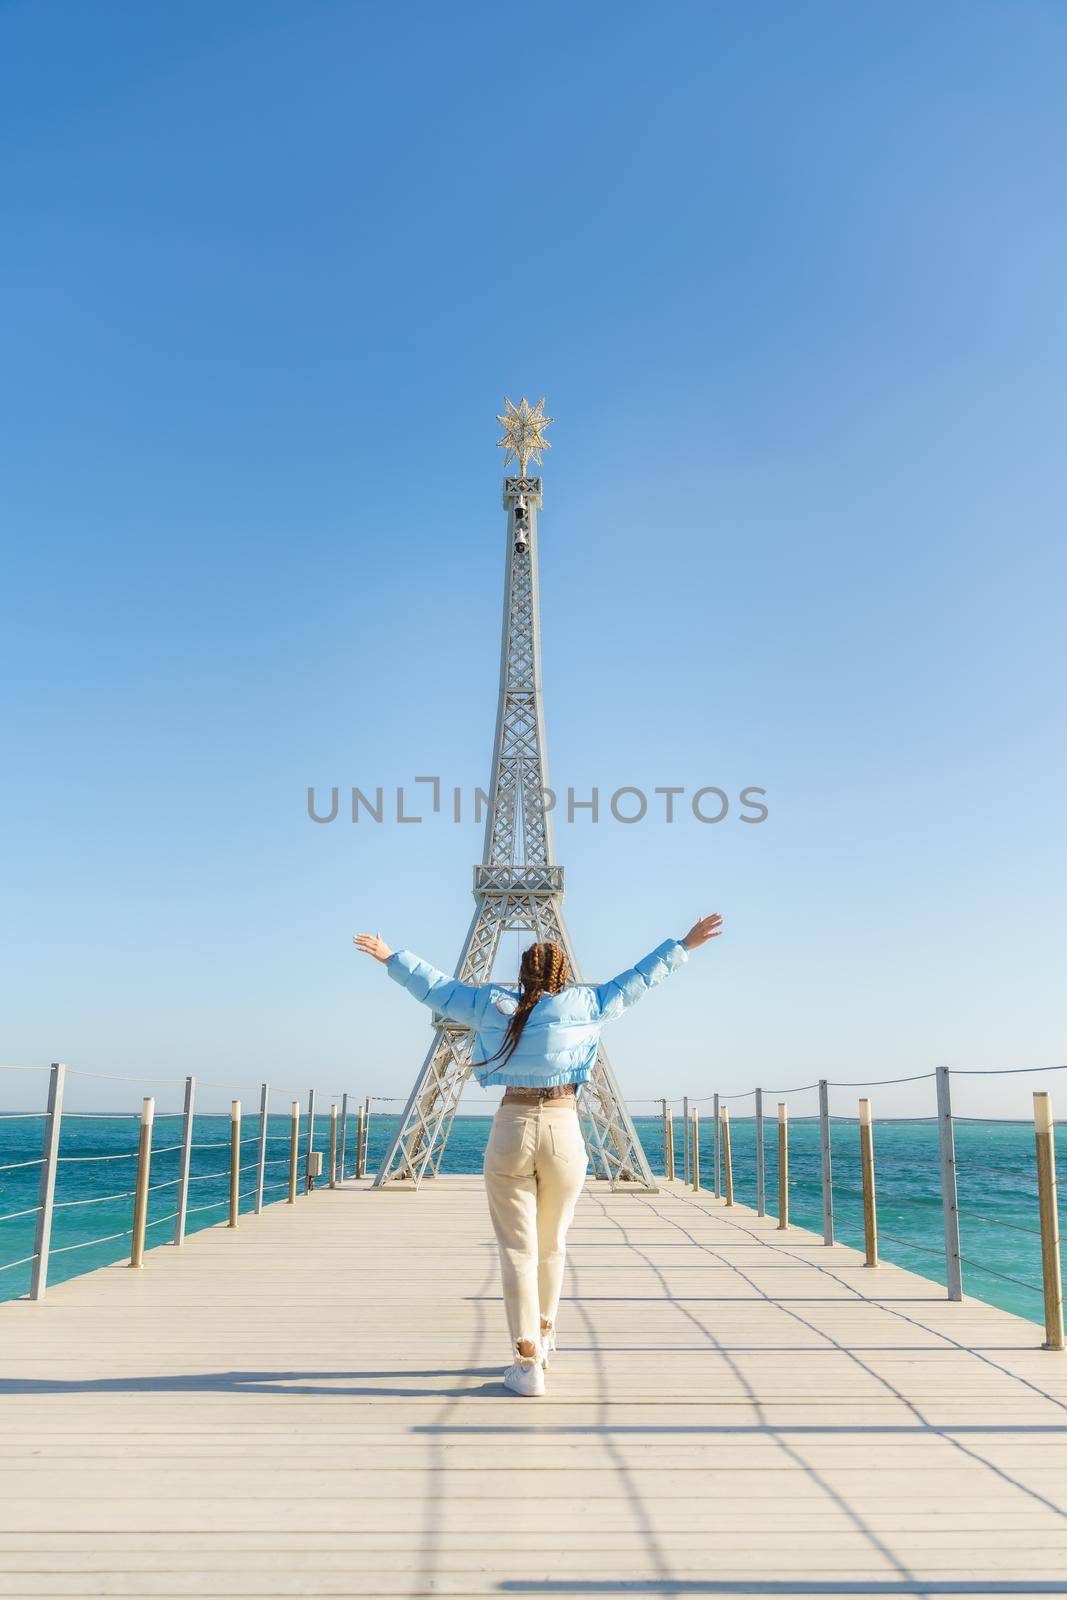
[483,1101,588,1356]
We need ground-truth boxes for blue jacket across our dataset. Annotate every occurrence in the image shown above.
[385,938,689,1088]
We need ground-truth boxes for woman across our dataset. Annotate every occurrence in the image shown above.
[353,912,723,1397]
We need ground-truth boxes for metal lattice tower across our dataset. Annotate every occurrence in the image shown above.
[373,458,657,1192]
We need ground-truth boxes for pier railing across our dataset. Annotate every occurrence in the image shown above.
[0,1065,376,1300]
[4,1062,1063,1352]
[641,1065,1065,1352]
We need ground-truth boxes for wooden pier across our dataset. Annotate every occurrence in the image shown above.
[2,1174,1067,1596]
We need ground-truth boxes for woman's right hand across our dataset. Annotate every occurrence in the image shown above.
[681,913,723,951]
[353,932,394,963]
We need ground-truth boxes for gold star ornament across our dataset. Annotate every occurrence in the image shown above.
[496,395,554,477]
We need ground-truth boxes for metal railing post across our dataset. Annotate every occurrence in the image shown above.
[228,1101,241,1228]
[174,1075,195,1245]
[288,1100,299,1203]
[859,1097,878,1267]
[1034,1092,1064,1351]
[936,1065,963,1301]
[361,1095,371,1175]
[255,1082,268,1215]
[819,1078,834,1246]
[755,1087,766,1217]
[661,1099,669,1177]
[29,1062,65,1301]
[130,1097,155,1268]
[712,1092,721,1198]
[329,1103,339,1189]
[691,1106,701,1191]
[339,1092,349,1180]
[721,1104,734,1206]
[304,1089,316,1195]
[777,1102,789,1230]
[682,1095,690,1185]
[355,1100,366,1179]
[665,1106,675,1181]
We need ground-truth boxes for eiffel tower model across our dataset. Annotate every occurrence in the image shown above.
[373,399,657,1192]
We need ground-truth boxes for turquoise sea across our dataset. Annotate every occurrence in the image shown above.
[1,1109,1060,1325]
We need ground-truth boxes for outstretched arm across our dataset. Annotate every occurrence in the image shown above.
[353,932,486,1027]
[593,913,723,1023]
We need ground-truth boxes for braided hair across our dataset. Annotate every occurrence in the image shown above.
[477,940,571,1073]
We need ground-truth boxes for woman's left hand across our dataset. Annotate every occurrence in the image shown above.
[682,913,723,951]
[353,931,394,963]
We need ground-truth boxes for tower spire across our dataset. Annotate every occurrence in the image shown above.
[373,404,657,1191]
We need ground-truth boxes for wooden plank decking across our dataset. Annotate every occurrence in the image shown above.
[2,1174,1067,1596]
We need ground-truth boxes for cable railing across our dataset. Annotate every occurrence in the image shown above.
[654,1065,1065,1352]
[0,1067,379,1301]
[6,1061,1064,1349]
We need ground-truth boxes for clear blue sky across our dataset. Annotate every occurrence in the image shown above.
[2,0,1064,1120]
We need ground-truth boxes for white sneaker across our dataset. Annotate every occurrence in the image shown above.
[503,1359,545,1397]
[540,1322,557,1370]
